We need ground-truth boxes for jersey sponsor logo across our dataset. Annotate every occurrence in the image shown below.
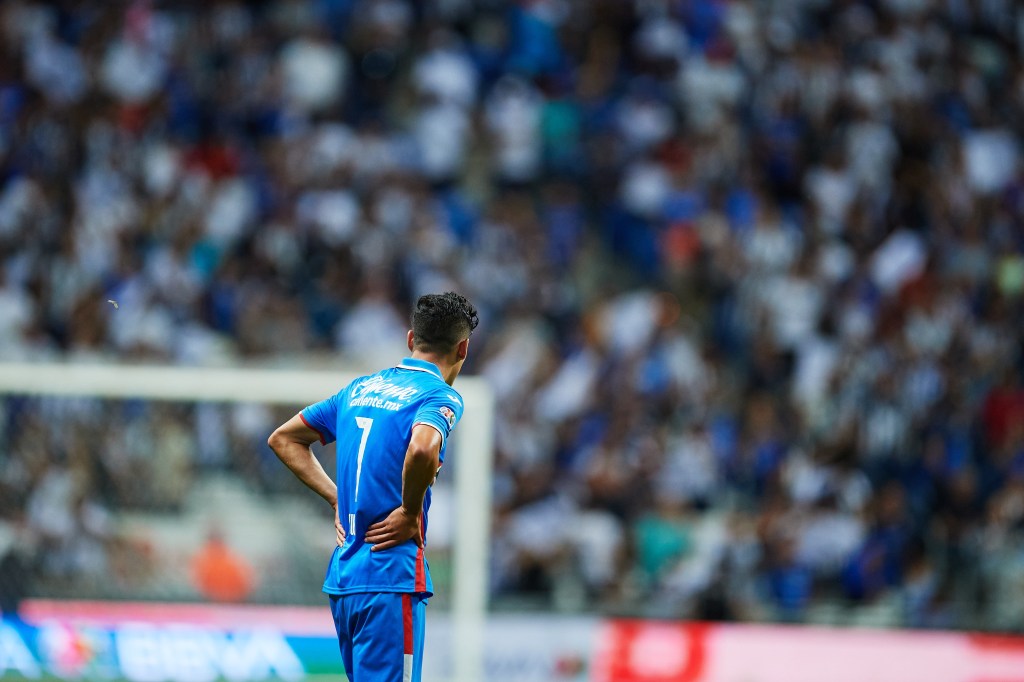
[439,406,456,429]
[349,376,420,411]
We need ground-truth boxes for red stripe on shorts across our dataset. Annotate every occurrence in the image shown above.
[402,594,413,655]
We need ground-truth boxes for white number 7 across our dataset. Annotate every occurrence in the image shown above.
[350,417,374,537]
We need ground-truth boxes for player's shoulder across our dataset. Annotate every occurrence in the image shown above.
[440,384,464,407]
[425,382,464,415]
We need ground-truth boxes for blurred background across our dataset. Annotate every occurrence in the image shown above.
[1,0,1024,680]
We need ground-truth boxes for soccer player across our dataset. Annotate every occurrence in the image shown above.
[268,292,478,682]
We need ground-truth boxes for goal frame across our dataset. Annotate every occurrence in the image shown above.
[0,361,493,682]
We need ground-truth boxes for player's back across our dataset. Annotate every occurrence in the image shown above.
[302,357,463,597]
[336,365,434,546]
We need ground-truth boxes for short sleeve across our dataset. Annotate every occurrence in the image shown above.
[413,388,464,455]
[300,392,340,445]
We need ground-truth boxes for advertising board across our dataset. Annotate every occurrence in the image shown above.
[1,601,594,682]
[5,601,1024,682]
[592,619,1024,682]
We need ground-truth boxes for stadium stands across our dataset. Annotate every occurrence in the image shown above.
[1,0,1023,631]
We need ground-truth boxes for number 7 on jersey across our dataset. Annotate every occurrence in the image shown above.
[349,416,373,537]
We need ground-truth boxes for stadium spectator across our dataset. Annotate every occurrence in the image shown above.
[191,529,255,603]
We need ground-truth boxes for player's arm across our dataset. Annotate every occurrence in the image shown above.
[268,414,344,546]
[365,424,441,552]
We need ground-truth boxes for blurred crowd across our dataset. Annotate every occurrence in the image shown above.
[1,0,1024,630]
[0,396,303,604]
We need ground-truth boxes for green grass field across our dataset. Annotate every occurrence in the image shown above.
[0,677,347,682]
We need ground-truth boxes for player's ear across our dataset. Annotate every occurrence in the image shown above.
[455,337,469,361]
[407,330,415,352]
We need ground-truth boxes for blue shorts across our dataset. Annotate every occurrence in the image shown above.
[329,592,426,682]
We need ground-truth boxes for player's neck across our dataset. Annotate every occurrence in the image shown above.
[410,351,459,386]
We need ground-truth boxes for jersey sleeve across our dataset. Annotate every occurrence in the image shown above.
[412,388,464,453]
[300,392,341,445]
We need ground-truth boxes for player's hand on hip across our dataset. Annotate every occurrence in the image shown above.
[333,501,345,547]
[365,507,422,551]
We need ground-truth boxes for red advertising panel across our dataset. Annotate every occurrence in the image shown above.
[593,620,1024,682]
[592,621,710,682]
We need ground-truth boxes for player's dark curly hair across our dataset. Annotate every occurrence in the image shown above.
[411,292,479,354]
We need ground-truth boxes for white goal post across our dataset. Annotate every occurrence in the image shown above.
[0,361,493,682]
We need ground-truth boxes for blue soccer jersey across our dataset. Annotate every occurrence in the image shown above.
[300,357,463,597]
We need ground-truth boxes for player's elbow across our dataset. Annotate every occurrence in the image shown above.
[267,429,286,456]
